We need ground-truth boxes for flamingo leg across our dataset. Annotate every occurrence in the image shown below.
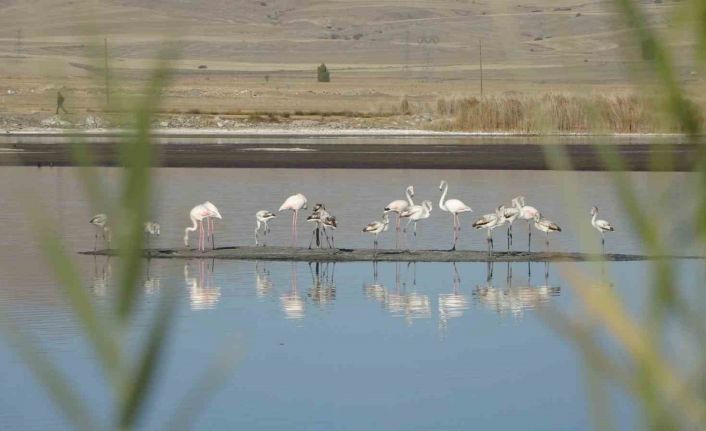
[308,227,316,249]
[294,210,298,246]
[528,222,532,252]
[94,232,98,251]
[545,233,549,251]
[209,218,216,250]
[395,215,401,249]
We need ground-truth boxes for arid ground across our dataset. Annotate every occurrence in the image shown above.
[0,0,702,131]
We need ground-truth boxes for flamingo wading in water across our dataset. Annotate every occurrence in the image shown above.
[185,203,222,252]
[280,193,308,247]
[590,206,614,252]
[438,180,472,250]
[384,185,414,249]
[255,210,276,246]
[90,213,111,251]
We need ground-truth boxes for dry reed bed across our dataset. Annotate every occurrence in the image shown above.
[432,94,700,133]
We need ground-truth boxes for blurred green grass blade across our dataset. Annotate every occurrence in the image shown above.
[166,338,244,431]
[34,218,122,385]
[115,60,171,322]
[0,310,99,431]
[118,284,178,429]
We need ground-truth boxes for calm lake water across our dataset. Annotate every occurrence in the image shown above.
[0,166,702,430]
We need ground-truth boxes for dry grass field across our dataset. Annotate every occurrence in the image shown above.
[0,0,703,131]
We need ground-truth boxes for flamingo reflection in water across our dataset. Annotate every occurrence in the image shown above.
[255,261,275,299]
[365,262,432,325]
[308,262,336,308]
[184,260,221,310]
[438,263,469,334]
[280,263,305,320]
[91,256,112,297]
[144,258,161,295]
[473,262,560,320]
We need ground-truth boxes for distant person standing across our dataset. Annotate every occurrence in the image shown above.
[56,91,68,114]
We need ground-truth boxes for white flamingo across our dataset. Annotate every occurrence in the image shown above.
[202,201,221,249]
[90,213,111,251]
[516,196,540,251]
[438,180,472,250]
[502,198,522,250]
[363,212,389,250]
[255,210,276,246]
[472,206,506,255]
[384,185,414,248]
[400,200,432,245]
[322,214,338,249]
[590,206,615,251]
[279,193,308,247]
[533,213,562,251]
[184,203,221,252]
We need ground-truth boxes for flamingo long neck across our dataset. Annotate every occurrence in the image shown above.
[184,216,198,245]
[591,211,597,226]
[406,187,414,206]
[439,183,448,212]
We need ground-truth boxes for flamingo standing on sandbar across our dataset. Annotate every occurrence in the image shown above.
[279,193,308,247]
[202,201,221,249]
[144,221,160,248]
[185,203,222,252]
[590,206,614,252]
[472,206,506,255]
[255,210,276,246]
[516,196,540,251]
[438,180,472,250]
[363,212,389,250]
[384,185,414,249]
[400,200,432,248]
[90,213,111,251]
[533,213,562,251]
[502,198,522,250]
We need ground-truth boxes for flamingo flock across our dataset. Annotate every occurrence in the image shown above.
[89,180,616,254]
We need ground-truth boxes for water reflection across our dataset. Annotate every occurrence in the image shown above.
[438,263,469,333]
[255,261,275,299]
[280,263,305,320]
[144,259,161,295]
[363,262,432,325]
[184,260,221,310]
[307,262,336,308]
[91,256,112,297]
[473,262,561,319]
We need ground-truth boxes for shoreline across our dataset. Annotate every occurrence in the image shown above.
[0,131,699,171]
[80,246,703,262]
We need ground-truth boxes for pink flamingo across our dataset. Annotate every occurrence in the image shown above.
[279,193,308,246]
[203,201,222,249]
[384,185,414,248]
[184,203,222,252]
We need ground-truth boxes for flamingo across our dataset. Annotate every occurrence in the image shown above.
[438,180,472,250]
[516,196,540,251]
[472,206,506,255]
[144,221,160,248]
[202,201,222,249]
[533,213,562,251]
[384,185,414,248]
[306,203,328,249]
[590,206,615,252]
[279,193,308,247]
[255,210,276,246]
[502,198,522,250]
[322,214,338,249]
[184,203,221,252]
[400,200,432,245]
[90,213,111,251]
[363,212,389,250]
